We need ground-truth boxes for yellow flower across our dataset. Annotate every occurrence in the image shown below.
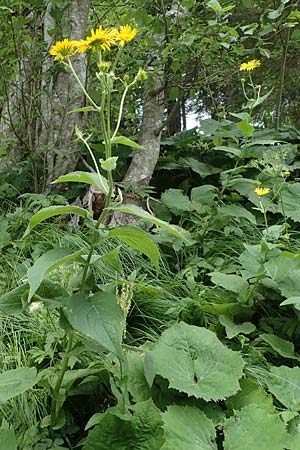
[50,38,77,60]
[83,26,116,52]
[255,187,270,197]
[240,59,261,71]
[115,25,137,47]
[73,39,90,54]
[283,170,291,177]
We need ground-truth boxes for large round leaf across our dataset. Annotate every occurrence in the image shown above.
[144,322,245,401]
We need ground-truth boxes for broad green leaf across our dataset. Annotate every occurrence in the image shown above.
[27,248,82,301]
[191,185,217,206]
[110,204,192,242]
[161,189,192,214]
[219,315,256,339]
[67,291,124,359]
[100,156,118,172]
[218,204,256,224]
[281,297,300,307]
[110,136,144,149]
[265,254,300,297]
[223,404,287,450]
[127,350,151,403]
[84,400,164,450]
[281,184,300,222]
[101,247,122,272]
[210,272,249,294]
[266,366,300,410]
[226,378,274,413]
[213,146,241,157]
[260,334,299,361]
[161,405,217,450]
[24,205,89,236]
[0,284,28,315]
[180,157,221,177]
[144,322,244,401]
[108,227,159,269]
[288,417,300,450]
[0,429,17,450]
[237,120,255,138]
[52,171,109,195]
[0,367,37,402]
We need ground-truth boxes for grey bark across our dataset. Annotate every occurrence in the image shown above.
[123,72,164,185]
[40,0,90,191]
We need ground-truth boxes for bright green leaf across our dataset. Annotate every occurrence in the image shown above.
[24,206,89,237]
[0,429,17,450]
[52,171,109,195]
[144,322,245,401]
[161,189,192,214]
[237,120,255,138]
[218,204,256,224]
[260,334,299,361]
[223,404,287,450]
[27,248,82,301]
[67,291,124,359]
[109,204,192,242]
[219,315,256,339]
[0,367,37,403]
[110,136,144,149]
[108,226,159,269]
[161,405,217,450]
[210,272,249,294]
[266,366,300,410]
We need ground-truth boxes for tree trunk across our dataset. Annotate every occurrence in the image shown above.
[40,0,91,191]
[123,73,164,185]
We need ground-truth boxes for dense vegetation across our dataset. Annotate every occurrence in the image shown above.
[1,0,300,449]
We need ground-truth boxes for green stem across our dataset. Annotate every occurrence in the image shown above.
[50,332,74,430]
[259,199,268,231]
[67,59,100,111]
[111,84,129,140]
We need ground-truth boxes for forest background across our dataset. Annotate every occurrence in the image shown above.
[1,0,300,449]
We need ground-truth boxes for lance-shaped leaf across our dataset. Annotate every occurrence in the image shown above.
[52,171,109,195]
[0,367,37,403]
[110,204,192,242]
[107,226,159,269]
[27,248,82,301]
[66,291,124,360]
[110,135,144,149]
[144,322,245,401]
[24,205,89,237]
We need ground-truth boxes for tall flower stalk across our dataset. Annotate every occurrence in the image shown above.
[48,24,144,428]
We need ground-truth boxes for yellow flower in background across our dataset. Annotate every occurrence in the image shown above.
[283,170,291,177]
[255,187,270,197]
[50,38,77,60]
[115,25,138,47]
[240,59,261,71]
[84,26,116,52]
[73,39,89,54]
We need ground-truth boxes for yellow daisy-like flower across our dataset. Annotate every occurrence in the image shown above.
[73,39,90,54]
[240,59,261,71]
[115,25,137,47]
[283,170,291,177]
[255,187,270,197]
[83,26,116,52]
[50,38,77,60]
